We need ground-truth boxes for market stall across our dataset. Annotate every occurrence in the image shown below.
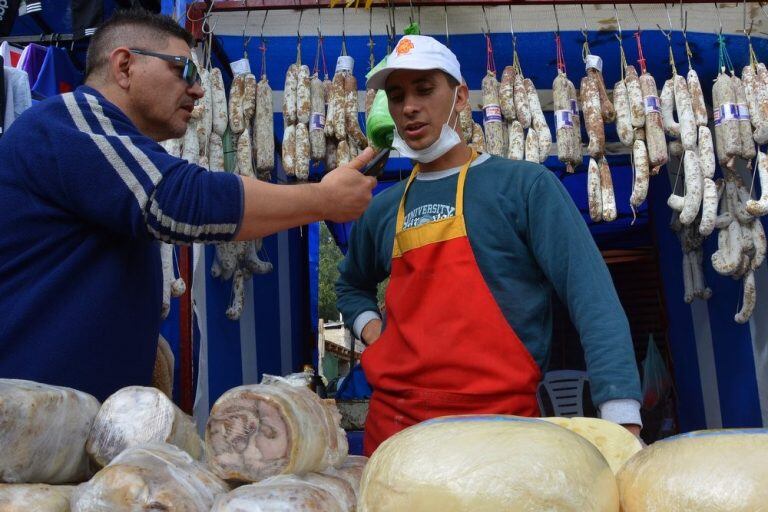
[2,1,768,509]
[171,0,768,435]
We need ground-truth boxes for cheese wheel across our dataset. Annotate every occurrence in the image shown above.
[540,417,643,474]
[618,429,768,512]
[359,415,619,512]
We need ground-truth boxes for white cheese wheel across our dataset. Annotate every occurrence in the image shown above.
[541,417,643,473]
[359,415,619,512]
[0,484,75,512]
[618,429,768,512]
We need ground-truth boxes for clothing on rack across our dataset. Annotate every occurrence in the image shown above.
[72,0,103,38]
[4,66,32,131]
[0,55,5,136]
[0,41,22,67]
[31,46,82,99]
[16,43,47,87]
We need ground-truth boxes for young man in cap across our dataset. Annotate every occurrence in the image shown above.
[336,35,642,455]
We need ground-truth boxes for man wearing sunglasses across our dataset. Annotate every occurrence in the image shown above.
[0,9,376,401]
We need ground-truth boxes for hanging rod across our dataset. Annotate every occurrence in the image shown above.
[188,0,727,13]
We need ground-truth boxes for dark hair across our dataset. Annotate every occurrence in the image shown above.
[443,72,460,88]
[85,9,195,80]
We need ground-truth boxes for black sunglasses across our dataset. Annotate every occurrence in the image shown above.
[128,48,201,86]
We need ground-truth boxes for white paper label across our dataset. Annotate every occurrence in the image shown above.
[230,58,251,76]
[737,103,751,122]
[570,98,579,116]
[555,109,574,130]
[585,54,603,72]
[644,95,661,114]
[310,112,326,131]
[483,104,503,123]
[715,103,738,126]
[336,56,354,74]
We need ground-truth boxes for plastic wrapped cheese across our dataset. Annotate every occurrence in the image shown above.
[210,474,346,512]
[0,379,100,484]
[71,443,229,512]
[359,415,619,512]
[86,386,203,467]
[0,484,75,511]
[540,417,643,473]
[205,382,348,482]
[618,429,768,512]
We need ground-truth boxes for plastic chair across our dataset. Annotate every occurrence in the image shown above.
[536,370,590,417]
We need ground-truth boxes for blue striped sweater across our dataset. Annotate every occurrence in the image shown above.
[0,86,243,400]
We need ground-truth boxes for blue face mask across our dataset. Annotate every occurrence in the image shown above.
[391,87,461,164]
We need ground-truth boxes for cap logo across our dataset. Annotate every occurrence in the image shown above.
[395,38,414,56]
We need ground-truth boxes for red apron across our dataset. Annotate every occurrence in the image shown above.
[361,150,542,456]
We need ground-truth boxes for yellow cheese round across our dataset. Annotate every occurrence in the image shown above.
[540,417,643,473]
[618,429,768,512]
[359,415,619,512]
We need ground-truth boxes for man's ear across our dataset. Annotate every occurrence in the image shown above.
[455,82,470,113]
[109,47,133,90]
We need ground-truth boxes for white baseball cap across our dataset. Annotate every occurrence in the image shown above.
[366,35,462,90]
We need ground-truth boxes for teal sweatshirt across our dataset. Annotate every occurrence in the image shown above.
[336,155,642,407]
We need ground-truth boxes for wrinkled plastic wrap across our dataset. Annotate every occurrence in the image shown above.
[359,415,619,512]
[205,382,348,482]
[618,429,768,512]
[86,385,203,467]
[0,484,75,511]
[540,417,643,473]
[323,455,368,499]
[210,474,346,512]
[0,379,100,484]
[71,443,229,512]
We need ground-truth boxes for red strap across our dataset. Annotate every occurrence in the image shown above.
[259,40,267,79]
[555,34,566,74]
[485,34,496,75]
[634,31,647,74]
[314,35,328,78]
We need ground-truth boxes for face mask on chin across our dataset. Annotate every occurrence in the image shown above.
[391,87,462,164]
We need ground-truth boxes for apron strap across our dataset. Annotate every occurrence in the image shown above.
[395,148,478,235]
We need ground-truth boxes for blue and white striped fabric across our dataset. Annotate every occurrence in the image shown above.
[182,3,768,431]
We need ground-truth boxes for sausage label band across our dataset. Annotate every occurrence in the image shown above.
[714,103,739,126]
[310,113,326,131]
[644,96,661,114]
[555,109,574,130]
[483,104,503,123]
[230,58,251,76]
[737,104,751,122]
[570,99,579,116]
[585,54,603,72]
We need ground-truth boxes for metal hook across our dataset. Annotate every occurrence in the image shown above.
[580,4,589,38]
[628,3,641,32]
[508,3,516,41]
[714,2,724,36]
[444,2,450,47]
[297,8,304,41]
[242,9,252,57]
[259,10,269,43]
[613,3,622,42]
[316,0,322,37]
[409,0,415,25]
[553,2,561,35]
[482,5,491,37]
[186,0,216,23]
